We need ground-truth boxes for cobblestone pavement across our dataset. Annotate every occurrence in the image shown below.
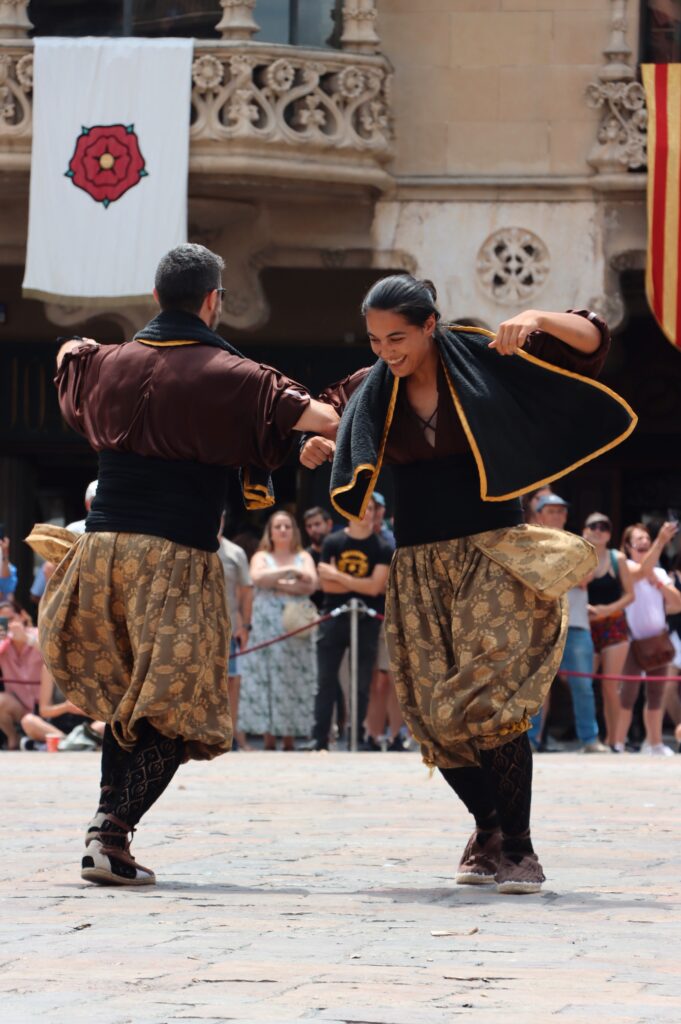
[1,750,679,1024]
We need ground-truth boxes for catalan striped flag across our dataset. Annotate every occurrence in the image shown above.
[642,64,681,349]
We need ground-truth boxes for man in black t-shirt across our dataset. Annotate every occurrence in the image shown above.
[313,497,393,750]
[303,506,334,611]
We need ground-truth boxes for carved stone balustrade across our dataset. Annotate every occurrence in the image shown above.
[190,42,393,190]
[0,40,394,193]
[0,46,32,148]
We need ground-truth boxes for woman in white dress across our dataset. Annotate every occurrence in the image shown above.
[239,511,318,750]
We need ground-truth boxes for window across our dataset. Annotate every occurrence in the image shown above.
[641,0,681,63]
[28,0,343,44]
[255,0,342,48]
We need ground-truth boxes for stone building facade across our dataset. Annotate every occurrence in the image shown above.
[0,0,676,594]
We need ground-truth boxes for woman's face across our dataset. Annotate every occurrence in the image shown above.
[627,527,651,560]
[583,522,611,547]
[271,514,294,550]
[366,309,436,379]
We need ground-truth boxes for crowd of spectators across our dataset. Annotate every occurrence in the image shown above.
[2,483,681,755]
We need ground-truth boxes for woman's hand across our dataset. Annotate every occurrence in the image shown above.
[300,436,336,469]
[588,604,607,620]
[489,311,543,356]
[658,520,679,546]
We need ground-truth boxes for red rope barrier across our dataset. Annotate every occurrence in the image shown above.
[559,669,681,683]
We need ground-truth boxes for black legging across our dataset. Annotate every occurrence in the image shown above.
[97,721,184,833]
[440,733,534,858]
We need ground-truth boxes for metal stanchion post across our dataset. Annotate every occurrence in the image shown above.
[349,597,359,752]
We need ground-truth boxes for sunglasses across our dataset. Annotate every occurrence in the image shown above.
[587,522,611,532]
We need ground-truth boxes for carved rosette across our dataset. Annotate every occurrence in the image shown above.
[477,228,550,305]
[190,47,393,157]
[0,49,32,137]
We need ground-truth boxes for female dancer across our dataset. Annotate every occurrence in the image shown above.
[301,275,635,893]
[583,512,634,748]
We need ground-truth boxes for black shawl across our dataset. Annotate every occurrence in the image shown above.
[330,325,637,521]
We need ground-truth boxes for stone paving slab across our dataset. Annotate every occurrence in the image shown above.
[1,751,680,1023]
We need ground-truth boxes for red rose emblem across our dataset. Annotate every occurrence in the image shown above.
[65,124,148,208]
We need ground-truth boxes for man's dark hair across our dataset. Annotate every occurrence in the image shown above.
[155,244,225,314]
[303,506,333,522]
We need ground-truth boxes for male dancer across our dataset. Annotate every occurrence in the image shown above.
[39,244,338,885]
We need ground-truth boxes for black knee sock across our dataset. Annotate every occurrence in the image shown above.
[98,721,184,840]
[439,766,500,834]
[479,733,534,860]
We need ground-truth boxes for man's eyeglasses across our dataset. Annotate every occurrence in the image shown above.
[215,288,225,299]
[587,522,610,532]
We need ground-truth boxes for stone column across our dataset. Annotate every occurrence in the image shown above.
[586,0,647,173]
[215,0,259,42]
[0,0,33,39]
[340,0,380,55]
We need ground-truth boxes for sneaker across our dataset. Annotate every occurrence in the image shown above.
[579,740,610,754]
[19,737,46,752]
[624,740,641,753]
[496,852,545,894]
[610,743,624,753]
[536,736,564,753]
[645,743,675,757]
[455,828,502,886]
[360,736,383,752]
[388,734,410,752]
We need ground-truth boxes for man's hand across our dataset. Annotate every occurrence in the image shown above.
[488,311,543,356]
[56,336,97,369]
[318,561,342,585]
[235,626,249,649]
[300,436,336,469]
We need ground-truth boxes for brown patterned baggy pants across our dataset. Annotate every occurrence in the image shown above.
[38,532,232,761]
[385,535,568,769]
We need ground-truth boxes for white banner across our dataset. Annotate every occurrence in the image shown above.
[23,37,193,303]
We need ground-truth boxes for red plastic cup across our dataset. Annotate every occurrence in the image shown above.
[46,733,61,753]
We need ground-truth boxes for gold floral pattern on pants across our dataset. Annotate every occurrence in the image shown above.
[38,532,232,761]
[385,535,568,770]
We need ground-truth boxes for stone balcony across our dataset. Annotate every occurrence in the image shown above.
[0,1,394,194]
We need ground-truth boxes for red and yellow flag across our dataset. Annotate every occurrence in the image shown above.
[642,64,681,349]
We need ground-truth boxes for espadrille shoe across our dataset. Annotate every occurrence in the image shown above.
[455,828,502,885]
[495,852,545,895]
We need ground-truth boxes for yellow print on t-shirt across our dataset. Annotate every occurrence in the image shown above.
[337,549,370,578]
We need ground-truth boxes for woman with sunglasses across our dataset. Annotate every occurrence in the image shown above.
[583,513,634,749]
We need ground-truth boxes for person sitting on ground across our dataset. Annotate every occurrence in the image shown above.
[0,599,43,750]
[20,664,105,751]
